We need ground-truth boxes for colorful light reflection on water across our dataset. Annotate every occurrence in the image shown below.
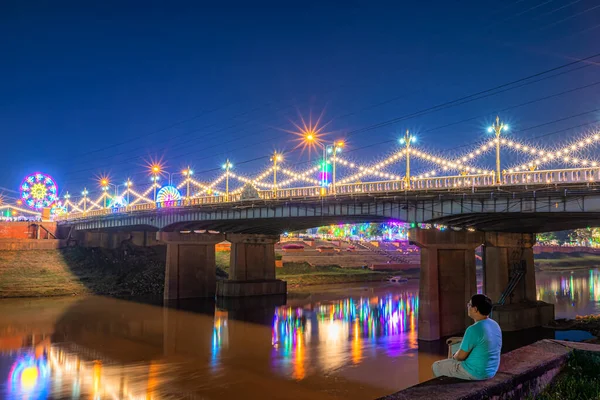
[271,293,419,380]
[6,353,50,399]
[536,268,600,318]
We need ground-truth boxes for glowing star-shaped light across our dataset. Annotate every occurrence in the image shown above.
[30,183,47,200]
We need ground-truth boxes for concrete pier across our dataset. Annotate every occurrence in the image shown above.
[158,232,226,300]
[217,234,286,297]
[483,232,554,331]
[409,228,483,341]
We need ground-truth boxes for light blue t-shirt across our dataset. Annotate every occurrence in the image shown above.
[459,318,502,380]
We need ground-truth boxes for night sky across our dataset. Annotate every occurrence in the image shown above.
[1,1,600,199]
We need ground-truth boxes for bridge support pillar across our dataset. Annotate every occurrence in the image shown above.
[409,228,483,341]
[217,234,286,297]
[158,232,226,300]
[483,232,554,331]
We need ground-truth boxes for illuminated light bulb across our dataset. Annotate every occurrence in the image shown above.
[579,141,585,147]
[564,157,570,162]
[515,144,522,149]
[443,166,448,170]
[462,157,467,162]
[507,141,514,147]
[469,154,474,158]
[594,134,600,140]
[482,145,488,150]
[582,160,589,165]
[593,162,598,167]
[508,169,514,173]
[572,158,579,163]
[522,146,529,151]
[476,150,481,155]
[571,145,577,151]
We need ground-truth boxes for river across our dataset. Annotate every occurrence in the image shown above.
[0,268,599,399]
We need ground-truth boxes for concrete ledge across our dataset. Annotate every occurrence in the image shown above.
[216,279,287,297]
[492,301,554,331]
[378,339,600,400]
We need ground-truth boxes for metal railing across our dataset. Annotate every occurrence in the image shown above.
[56,167,600,222]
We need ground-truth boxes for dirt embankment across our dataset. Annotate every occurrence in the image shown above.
[0,245,167,298]
[0,246,402,298]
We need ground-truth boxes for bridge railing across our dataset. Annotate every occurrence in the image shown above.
[55,168,600,222]
[503,167,600,185]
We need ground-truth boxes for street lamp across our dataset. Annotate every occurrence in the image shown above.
[99,178,112,208]
[64,192,71,217]
[124,180,133,208]
[326,141,344,193]
[150,164,162,202]
[488,116,508,184]
[304,134,344,193]
[81,188,89,214]
[270,152,283,197]
[399,130,416,187]
[222,160,233,201]
[180,167,193,204]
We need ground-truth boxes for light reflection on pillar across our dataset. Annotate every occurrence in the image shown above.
[271,293,419,379]
[351,320,361,364]
[93,360,102,398]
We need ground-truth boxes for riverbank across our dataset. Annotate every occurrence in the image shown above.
[549,315,600,344]
[535,253,600,270]
[0,247,403,298]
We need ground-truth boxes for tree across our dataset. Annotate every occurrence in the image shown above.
[536,232,557,244]
[367,223,384,239]
[317,226,330,237]
[569,228,593,246]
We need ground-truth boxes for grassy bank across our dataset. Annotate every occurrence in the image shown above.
[0,246,166,298]
[534,350,600,400]
[277,262,390,287]
[0,248,404,298]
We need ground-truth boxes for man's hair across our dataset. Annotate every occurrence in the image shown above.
[471,294,493,316]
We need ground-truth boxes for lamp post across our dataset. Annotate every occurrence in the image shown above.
[326,141,344,193]
[82,188,88,214]
[270,152,283,198]
[222,160,232,201]
[488,116,508,184]
[180,167,193,204]
[100,179,111,208]
[64,192,70,218]
[124,180,132,209]
[150,164,161,202]
[399,130,416,188]
[303,134,345,193]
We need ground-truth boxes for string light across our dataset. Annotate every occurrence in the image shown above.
[508,132,600,172]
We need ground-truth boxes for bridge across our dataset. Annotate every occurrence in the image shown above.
[47,116,600,340]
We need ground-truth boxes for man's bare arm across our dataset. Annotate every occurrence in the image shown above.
[453,349,471,361]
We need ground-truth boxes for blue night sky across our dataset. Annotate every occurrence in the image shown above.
[1,1,600,199]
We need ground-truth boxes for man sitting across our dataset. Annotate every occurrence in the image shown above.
[432,294,502,380]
